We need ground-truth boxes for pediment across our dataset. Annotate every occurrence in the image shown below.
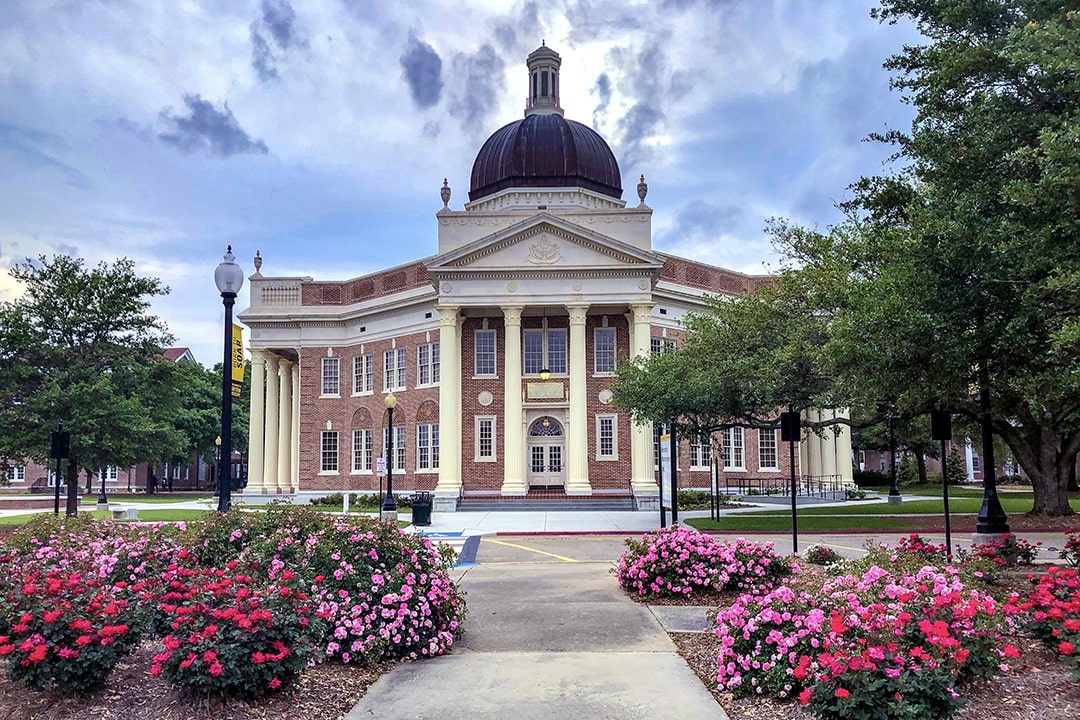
[426,212,663,274]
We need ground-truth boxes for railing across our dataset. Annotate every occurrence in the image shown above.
[249,278,304,308]
[723,474,847,500]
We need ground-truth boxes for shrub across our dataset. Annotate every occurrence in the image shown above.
[0,568,146,694]
[720,537,794,593]
[615,527,731,598]
[897,456,920,487]
[971,533,1041,567]
[945,448,968,485]
[852,470,888,488]
[1012,566,1080,677]
[804,666,964,720]
[676,490,730,508]
[803,545,843,565]
[895,533,948,561]
[845,487,867,501]
[152,564,315,699]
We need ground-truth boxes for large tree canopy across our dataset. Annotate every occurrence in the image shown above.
[0,256,191,513]
[615,0,1080,516]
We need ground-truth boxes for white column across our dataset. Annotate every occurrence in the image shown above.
[247,349,266,493]
[821,408,838,481]
[629,303,657,497]
[566,303,591,495]
[434,305,462,497]
[835,408,855,487]
[263,354,280,493]
[277,359,292,493]
[291,362,300,492]
[500,306,526,495]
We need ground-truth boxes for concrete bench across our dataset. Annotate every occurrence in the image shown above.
[110,506,139,521]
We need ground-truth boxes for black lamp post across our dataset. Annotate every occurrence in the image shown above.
[381,393,398,521]
[97,468,108,507]
[212,436,221,496]
[214,246,244,514]
[885,405,902,505]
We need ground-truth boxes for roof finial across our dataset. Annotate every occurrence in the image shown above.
[637,174,649,206]
[253,250,263,276]
[440,178,451,209]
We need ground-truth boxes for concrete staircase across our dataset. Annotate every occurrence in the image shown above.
[456,494,637,512]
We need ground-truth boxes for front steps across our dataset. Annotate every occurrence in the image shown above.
[456,493,637,512]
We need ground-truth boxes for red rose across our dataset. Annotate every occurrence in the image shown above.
[798,688,813,705]
[1059,641,1076,656]
[835,688,850,699]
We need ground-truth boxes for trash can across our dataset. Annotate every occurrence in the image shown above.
[412,491,433,526]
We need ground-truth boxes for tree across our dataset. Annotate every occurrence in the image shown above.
[0,256,179,513]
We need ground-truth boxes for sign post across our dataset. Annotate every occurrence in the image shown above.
[376,457,387,505]
[659,430,671,528]
[780,410,801,553]
[50,422,70,516]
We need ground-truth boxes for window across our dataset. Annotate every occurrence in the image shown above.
[690,435,710,469]
[523,328,567,375]
[653,423,663,470]
[971,453,981,472]
[720,427,745,470]
[353,354,373,394]
[596,415,617,460]
[651,338,676,355]
[352,429,373,472]
[6,466,25,483]
[475,416,496,461]
[758,429,779,470]
[100,465,118,481]
[321,431,339,472]
[417,423,440,470]
[321,357,340,395]
[383,426,406,471]
[594,328,616,374]
[384,348,406,391]
[475,330,497,376]
[417,342,440,386]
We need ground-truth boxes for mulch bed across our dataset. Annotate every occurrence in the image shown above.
[0,643,388,720]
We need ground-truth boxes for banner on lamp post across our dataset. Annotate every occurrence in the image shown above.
[230,323,245,402]
[659,433,672,509]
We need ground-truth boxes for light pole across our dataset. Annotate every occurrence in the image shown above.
[381,393,398,521]
[212,436,221,496]
[215,246,244,513]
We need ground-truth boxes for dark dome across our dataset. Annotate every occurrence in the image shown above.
[469,113,622,201]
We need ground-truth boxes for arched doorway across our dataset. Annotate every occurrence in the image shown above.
[527,416,564,489]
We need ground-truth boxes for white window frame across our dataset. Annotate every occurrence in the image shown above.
[352,354,373,395]
[596,414,618,460]
[6,465,25,483]
[320,430,339,473]
[417,342,440,387]
[474,330,497,377]
[351,428,373,473]
[100,465,118,482]
[475,416,496,462]
[758,428,779,471]
[382,425,406,471]
[721,427,745,471]
[416,423,439,471]
[690,435,711,470]
[523,328,567,376]
[593,327,617,375]
[651,338,676,356]
[384,347,406,392]
[321,357,340,396]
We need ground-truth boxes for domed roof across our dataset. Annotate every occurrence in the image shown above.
[469,113,623,201]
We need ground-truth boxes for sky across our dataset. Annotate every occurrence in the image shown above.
[0,0,921,367]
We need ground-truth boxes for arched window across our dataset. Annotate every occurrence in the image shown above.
[529,417,563,437]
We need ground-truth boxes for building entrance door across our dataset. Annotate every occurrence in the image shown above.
[527,416,565,489]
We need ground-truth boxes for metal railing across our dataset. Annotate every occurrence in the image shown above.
[723,474,847,500]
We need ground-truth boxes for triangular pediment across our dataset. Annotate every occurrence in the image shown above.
[426,212,663,274]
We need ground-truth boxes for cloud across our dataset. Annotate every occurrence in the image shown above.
[158,95,269,157]
[446,44,506,134]
[399,33,443,109]
[0,122,92,190]
[591,73,611,128]
[249,0,306,83]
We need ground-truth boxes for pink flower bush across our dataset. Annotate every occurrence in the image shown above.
[615,528,793,599]
[716,564,1019,719]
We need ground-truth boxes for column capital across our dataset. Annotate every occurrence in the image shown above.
[437,304,460,325]
[250,347,267,365]
[629,302,654,321]
[265,353,280,368]
[501,305,524,324]
[566,303,589,324]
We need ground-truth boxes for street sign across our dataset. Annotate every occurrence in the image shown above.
[659,433,672,509]
[376,457,386,477]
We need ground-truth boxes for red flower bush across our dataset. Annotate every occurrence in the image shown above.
[152,563,315,698]
[1013,566,1080,676]
[1060,530,1080,568]
[970,533,1041,567]
[0,567,145,694]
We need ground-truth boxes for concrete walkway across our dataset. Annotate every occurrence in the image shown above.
[344,561,728,720]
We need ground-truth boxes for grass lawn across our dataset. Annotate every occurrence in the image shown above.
[79,494,213,505]
[740,496,1080,516]
[685,514,918,532]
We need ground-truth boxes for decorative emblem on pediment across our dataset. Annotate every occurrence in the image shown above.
[526,235,562,265]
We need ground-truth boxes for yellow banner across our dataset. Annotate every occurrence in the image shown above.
[231,324,245,384]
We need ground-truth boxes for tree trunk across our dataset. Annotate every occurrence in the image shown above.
[65,461,80,516]
[1026,430,1076,516]
[915,451,928,484]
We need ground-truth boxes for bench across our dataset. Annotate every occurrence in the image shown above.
[110,506,139,521]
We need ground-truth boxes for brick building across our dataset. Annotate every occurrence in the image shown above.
[237,45,853,511]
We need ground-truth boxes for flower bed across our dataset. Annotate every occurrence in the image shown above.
[1013,566,1080,677]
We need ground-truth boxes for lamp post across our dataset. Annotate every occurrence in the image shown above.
[381,393,398,521]
[215,246,244,514]
[97,468,108,507]
[213,436,221,496]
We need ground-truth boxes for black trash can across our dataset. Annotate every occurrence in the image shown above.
[412,491,433,526]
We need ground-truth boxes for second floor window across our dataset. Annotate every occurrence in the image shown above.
[418,342,440,386]
[353,354,373,394]
[322,357,340,395]
[523,328,567,375]
[475,330,497,376]
[384,348,406,391]
[594,327,616,374]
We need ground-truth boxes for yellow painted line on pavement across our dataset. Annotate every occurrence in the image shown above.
[482,538,580,562]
